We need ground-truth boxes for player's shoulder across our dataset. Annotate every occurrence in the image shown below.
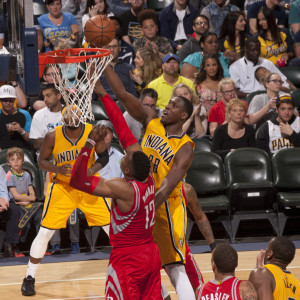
[239,280,257,300]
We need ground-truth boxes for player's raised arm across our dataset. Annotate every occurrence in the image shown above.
[98,65,154,125]
[155,142,194,209]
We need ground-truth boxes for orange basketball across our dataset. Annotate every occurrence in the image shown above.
[84,15,116,47]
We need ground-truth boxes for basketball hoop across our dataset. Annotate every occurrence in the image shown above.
[39,48,112,126]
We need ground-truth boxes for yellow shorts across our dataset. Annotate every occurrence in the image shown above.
[41,179,111,229]
[153,194,187,267]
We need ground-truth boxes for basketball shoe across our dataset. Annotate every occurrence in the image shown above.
[21,275,36,296]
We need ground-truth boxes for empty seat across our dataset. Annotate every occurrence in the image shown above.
[147,0,173,11]
[91,100,108,121]
[192,138,211,152]
[280,66,300,89]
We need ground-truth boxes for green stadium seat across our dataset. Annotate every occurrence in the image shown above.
[192,138,211,152]
[280,66,300,89]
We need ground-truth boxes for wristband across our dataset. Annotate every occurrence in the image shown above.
[86,138,96,147]
[20,129,26,136]
[209,242,216,251]
[140,82,146,89]
[12,84,19,88]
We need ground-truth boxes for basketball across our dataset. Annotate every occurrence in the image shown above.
[84,15,116,48]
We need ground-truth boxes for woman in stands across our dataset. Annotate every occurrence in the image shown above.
[194,53,224,114]
[180,32,230,81]
[211,98,256,160]
[38,0,79,52]
[256,6,294,66]
[82,0,113,30]
[172,83,208,138]
[129,47,162,94]
[219,11,247,64]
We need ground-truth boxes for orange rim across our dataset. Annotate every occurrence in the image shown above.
[39,48,111,64]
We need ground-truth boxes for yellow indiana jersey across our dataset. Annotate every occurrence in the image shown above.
[141,118,194,197]
[52,123,95,183]
[258,31,288,64]
[223,39,242,54]
[264,264,300,299]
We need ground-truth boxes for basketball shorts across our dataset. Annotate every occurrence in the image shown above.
[41,179,111,229]
[153,193,187,266]
[185,243,204,290]
[105,242,162,300]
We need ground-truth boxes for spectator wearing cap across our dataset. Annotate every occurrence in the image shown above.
[0,85,32,151]
[148,53,196,109]
[0,81,28,110]
[256,94,300,157]
[159,0,199,51]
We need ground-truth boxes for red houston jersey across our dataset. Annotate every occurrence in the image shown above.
[109,173,156,248]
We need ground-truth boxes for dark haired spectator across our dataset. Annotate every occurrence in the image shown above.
[177,15,209,62]
[247,0,286,35]
[38,0,79,52]
[256,6,294,66]
[118,0,145,45]
[133,9,173,60]
[289,0,300,62]
[211,98,255,160]
[82,0,113,30]
[256,94,300,156]
[201,0,240,37]
[181,32,230,82]
[249,236,300,299]
[100,36,138,101]
[159,0,199,51]
[229,37,290,98]
[198,243,257,300]
[0,85,32,151]
[148,54,195,109]
[219,11,247,63]
[195,53,224,114]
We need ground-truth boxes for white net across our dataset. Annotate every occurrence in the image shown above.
[48,49,112,126]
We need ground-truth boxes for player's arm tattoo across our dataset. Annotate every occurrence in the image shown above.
[240,281,258,300]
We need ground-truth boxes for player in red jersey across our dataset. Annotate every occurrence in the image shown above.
[70,123,162,300]
[197,243,257,300]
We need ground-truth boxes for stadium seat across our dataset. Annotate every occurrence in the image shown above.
[185,151,232,242]
[116,101,125,113]
[192,138,211,152]
[91,100,108,121]
[0,148,35,165]
[245,90,265,104]
[272,148,300,235]
[280,66,300,89]
[147,0,173,11]
[291,89,300,112]
[224,148,278,242]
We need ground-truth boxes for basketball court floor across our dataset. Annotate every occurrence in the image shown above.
[1,249,300,300]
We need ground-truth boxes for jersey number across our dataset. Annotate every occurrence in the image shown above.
[149,154,160,173]
[145,200,155,230]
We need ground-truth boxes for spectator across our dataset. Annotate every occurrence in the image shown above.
[62,0,87,33]
[195,53,224,114]
[109,16,135,65]
[219,11,247,63]
[256,7,294,66]
[30,64,62,112]
[133,9,173,61]
[248,72,284,129]
[229,37,290,98]
[124,88,160,142]
[249,236,300,299]
[118,0,145,45]
[177,15,209,63]
[0,81,28,110]
[173,83,208,138]
[106,0,131,16]
[0,165,9,256]
[29,84,64,156]
[38,0,79,52]
[211,98,256,160]
[0,85,32,151]
[181,32,230,81]
[5,147,37,257]
[256,94,300,157]
[289,0,300,60]
[148,53,196,109]
[198,243,257,300]
[100,36,138,101]
[159,0,199,51]
[208,78,240,137]
[82,0,113,30]
[247,0,286,36]
[201,0,240,37]
[129,47,162,94]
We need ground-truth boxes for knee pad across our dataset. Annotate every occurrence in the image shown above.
[30,227,55,258]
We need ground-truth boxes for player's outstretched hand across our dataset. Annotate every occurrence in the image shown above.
[88,125,107,143]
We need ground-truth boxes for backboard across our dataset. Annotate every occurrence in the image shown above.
[2,0,39,97]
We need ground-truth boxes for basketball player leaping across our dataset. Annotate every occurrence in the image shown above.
[69,121,162,299]
[97,66,198,300]
[21,107,111,296]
